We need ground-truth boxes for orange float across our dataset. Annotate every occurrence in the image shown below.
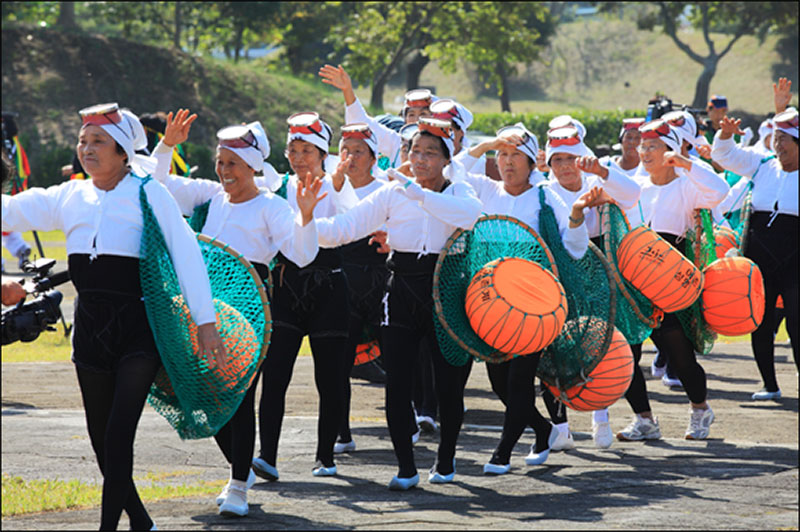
[617,226,703,313]
[545,326,634,411]
[714,227,739,259]
[464,257,567,355]
[354,340,381,366]
[701,257,765,336]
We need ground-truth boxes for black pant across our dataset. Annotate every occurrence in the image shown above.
[649,314,707,404]
[622,343,650,414]
[257,261,348,468]
[381,260,469,478]
[745,213,799,391]
[486,354,552,463]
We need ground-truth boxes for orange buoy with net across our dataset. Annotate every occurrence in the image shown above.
[464,257,567,355]
[354,340,381,366]
[616,226,703,313]
[701,257,765,336]
[545,326,633,411]
[714,227,739,259]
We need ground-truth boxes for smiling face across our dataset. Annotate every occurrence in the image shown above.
[76,125,128,180]
[496,145,533,190]
[286,139,326,178]
[548,152,581,190]
[638,137,669,173]
[773,130,799,171]
[621,128,642,160]
[215,147,256,199]
[340,137,375,181]
[408,133,448,188]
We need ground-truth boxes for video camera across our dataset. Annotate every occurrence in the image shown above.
[2,258,70,345]
[646,96,709,132]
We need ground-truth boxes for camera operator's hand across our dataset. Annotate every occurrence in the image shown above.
[2,278,26,306]
[197,322,227,370]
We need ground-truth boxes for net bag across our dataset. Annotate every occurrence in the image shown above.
[139,182,271,439]
[433,214,559,366]
[543,325,634,411]
[536,188,617,393]
[616,225,703,313]
[701,256,765,336]
[599,203,660,344]
[679,209,718,354]
[464,257,567,355]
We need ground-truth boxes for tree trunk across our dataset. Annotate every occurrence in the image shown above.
[173,2,182,49]
[498,61,511,113]
[56,2,77,29]
[233,24,244,63]
[406,51,430,90]
[286,45,304,76]
[692,57,718,108]
[370,76,387,111]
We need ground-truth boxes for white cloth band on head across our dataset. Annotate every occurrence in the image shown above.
[338,127,379,158]
[498,122,539,162]
[545,139,591,165]
[219,121,271,172]
[657,125,683,153]
[774,107,799,139]
[99,109,156,176]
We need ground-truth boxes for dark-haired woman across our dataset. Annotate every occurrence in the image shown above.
[3,104,224,531]
[314,118,482,489]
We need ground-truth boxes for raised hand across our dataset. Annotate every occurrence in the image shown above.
[163,108,198,147]
[318,64,356,106]
[719,116,745,140]
[773,77,793,114]
[387,168,425,201]
[696,144,712,160]
[663,151,692,171]
[536,149,549,173]
[576,155,609,179]
[296,171,328,225]
[331,150,353,192]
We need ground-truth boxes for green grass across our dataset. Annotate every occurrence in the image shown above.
[1,230,66,262]
[1,473,225,517]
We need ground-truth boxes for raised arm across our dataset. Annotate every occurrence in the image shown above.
[576,155,640,210]
[711,117,767,178]
[663,151,730,209]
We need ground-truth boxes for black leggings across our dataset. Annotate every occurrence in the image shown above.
[76,357,160,531]
[540,380,568,424]
[649,314,707,404]
[746,213,799,391]
[622,343,651,414]
[486,354,552,463]
[213,368,261,481]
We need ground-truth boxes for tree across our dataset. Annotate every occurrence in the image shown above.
[55,1,76,29]
[429,2,553,112]
[624,2,799,108]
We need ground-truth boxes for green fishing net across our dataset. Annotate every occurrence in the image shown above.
[536,188,617,392]
[600,203,659,345]
[138,180,272,440]
[433,214,558,366]
[680,209,718,355]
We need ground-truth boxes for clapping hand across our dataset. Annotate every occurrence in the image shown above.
[163,108,198,147]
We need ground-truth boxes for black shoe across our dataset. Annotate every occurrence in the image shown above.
[351,360,387,384]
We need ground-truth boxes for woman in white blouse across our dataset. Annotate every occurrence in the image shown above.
[616,120,729,442]
[2,104,223,531]
[711,107,798,400]
[313,118,482,490]
[458,123,608,473]
[152,112,323,517]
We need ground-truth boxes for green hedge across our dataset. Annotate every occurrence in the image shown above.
[471,109,647,152]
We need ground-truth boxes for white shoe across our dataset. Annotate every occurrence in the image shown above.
[218,485,248,517]
[592,421,614,449]
[333,439,356,454]
[312,461,337,477]
[550,428,576,451]
[216,469,256,505]
[251,457,279,481]
[751,388,782,400]
[525,424,560,466]
[662,374,682,388]
[650,359,666,378]
[616,415,661,441]
[416,415,437,433]
[685,406,714,440]
[483,462,511,475]
[411,428,421,444]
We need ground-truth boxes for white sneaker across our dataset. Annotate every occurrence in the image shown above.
[216,469,256,505]
[550,429,576,451]
[218,485,248,517]
[483,462,511,475]
[751,388,782,401]
[416,415,437,433]
[650,359,666,378]
[685,406,714,440]
[333,439,356,454]
[662,374,682,388]
[592,421,614,449]
[616,415,661,441]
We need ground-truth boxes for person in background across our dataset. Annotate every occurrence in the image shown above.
[1,112,32,272]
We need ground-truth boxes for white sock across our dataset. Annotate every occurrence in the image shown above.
[229,479,247,491]
[593,409,609,424]
[555,422,570,435]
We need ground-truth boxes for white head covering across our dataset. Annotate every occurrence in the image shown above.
[639,119,682,153]
[549,115,587,141]
[338,123,379,158]
[286,112,333,154]
[545,126,591,164]
[496,122,539,162]
[414,117,455,159]
[756,118,774,152]
[662,110,704,148]
[773,107,799,139]
[401,88,435,118]
[430,99,473,132]
[79,104,156,176]
[217,121,270,173]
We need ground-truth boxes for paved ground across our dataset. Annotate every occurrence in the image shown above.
[2,336,798,530]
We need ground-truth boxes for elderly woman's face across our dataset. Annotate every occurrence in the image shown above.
[215,147,256,196]
[340,137,374,180]
[286,139,325,177]
[549,152,581,189]
[496,145,532,188]
[409,134,448,187]
[404,107,432,125]
[76,125,127,178]
[638,138,669,173]
[621,129,642,157]
[773,130,798,170]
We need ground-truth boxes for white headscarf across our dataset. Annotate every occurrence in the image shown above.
[286,115,333,154]
[338,123,379,158]
[545,126,592,164]
[91,108,156,176]
[549,115,587,141]
[217,121,271,173]
[639,120,682,153]
[773,107,799,139]
[497,122,539,162]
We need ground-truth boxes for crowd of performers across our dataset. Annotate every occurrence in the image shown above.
[1,70,797,529]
